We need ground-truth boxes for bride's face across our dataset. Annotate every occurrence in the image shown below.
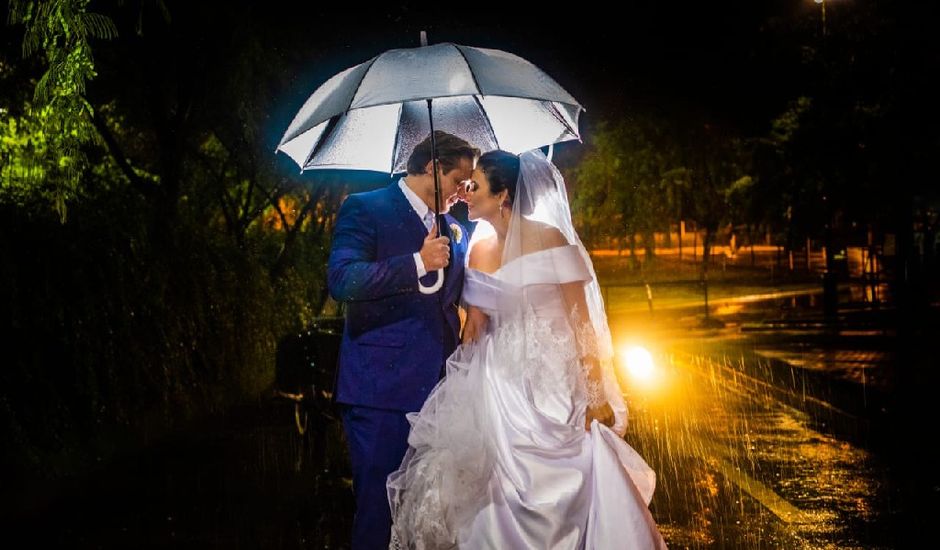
[465,168,509,222]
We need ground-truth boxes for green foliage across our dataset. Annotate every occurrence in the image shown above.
[570,121,629,248]
[6,0,118,221]
[1,1,340,481]
[754,0,900,243]
[1,98,86,213]
[769,96,812,145]
[571,112,760,274]
[572,115,748,254]
[573,118,671,246]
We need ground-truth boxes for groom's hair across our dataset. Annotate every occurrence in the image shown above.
[407,131,480,176]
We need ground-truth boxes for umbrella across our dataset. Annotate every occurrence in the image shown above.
[277,37,583,292]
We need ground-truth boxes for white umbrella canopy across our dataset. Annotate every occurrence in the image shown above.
[277,42,583,173]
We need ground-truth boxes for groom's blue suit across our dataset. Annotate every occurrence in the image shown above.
[327,180,467,549]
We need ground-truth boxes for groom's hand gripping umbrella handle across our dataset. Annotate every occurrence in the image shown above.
[418,269,445,294]
[418,220,448,294]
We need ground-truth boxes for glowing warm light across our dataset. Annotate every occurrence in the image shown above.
[715,304,744,316]
[623,345,655,381]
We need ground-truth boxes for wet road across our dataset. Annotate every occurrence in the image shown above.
[608,288,900,548]
[619,348,898,548]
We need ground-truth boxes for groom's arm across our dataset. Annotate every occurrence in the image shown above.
[328,195,417,302]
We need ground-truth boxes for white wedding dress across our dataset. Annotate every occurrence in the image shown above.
[387,243,667,549]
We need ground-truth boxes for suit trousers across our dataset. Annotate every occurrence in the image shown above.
[339,404,411,550]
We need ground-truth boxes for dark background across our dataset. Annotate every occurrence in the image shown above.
[2,0,937,544]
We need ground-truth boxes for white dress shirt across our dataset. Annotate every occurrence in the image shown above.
[398,178,434,278]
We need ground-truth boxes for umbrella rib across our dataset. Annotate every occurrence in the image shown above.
[547,101,579,140]
[452,44,484,96]
[471,95,501,150]
[454,45,502,151]
[333,93,580,113]
[389,102,405,175]
[302,115,340,170]
[345,55,381,114]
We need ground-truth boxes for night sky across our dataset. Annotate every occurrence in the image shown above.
[256,1,822,138]
[65,0,915,172]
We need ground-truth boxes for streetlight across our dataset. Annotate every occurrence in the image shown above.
[619,345,657,383]
[813,0,839,317]
[815,0,827,37]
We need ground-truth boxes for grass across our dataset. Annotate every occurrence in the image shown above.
[588,252,823,316]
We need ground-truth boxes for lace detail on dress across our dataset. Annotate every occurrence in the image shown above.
[583,377,605,409]
[389,448,458,549]
[387,339,493,549]
[569,304,599,360]
[488,305,600,410]
[566,304,612,410]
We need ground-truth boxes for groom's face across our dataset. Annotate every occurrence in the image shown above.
[435,157,474,213]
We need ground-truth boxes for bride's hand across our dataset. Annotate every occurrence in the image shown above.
[462,306,488,344]
[585,402,615,431]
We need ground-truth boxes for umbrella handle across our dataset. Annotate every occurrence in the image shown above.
[418,269,444,294]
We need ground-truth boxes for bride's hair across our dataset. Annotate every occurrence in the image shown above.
[477,150,535,215]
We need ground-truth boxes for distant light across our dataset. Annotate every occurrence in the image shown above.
[814,0,824,4]
[715,303,744,316]
[623,346,655,381]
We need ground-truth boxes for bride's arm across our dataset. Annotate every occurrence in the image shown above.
[461,241,490,344]
[540,226,614,430]
[561,280,615,430]
[462,305,487,344]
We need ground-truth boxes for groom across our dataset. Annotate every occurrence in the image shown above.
[327,131,478,549]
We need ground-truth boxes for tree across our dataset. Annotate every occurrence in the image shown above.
[5,0,118,221]
[572,115,677,268]
[673,121,751,321]
[570,121,628,252]
[1,0,350,479]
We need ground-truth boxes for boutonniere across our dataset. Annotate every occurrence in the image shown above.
[449,223,463,244]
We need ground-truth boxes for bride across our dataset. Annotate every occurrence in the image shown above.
[387,149,667,549]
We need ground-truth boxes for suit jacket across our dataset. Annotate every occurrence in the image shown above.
[327,181,467,412]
